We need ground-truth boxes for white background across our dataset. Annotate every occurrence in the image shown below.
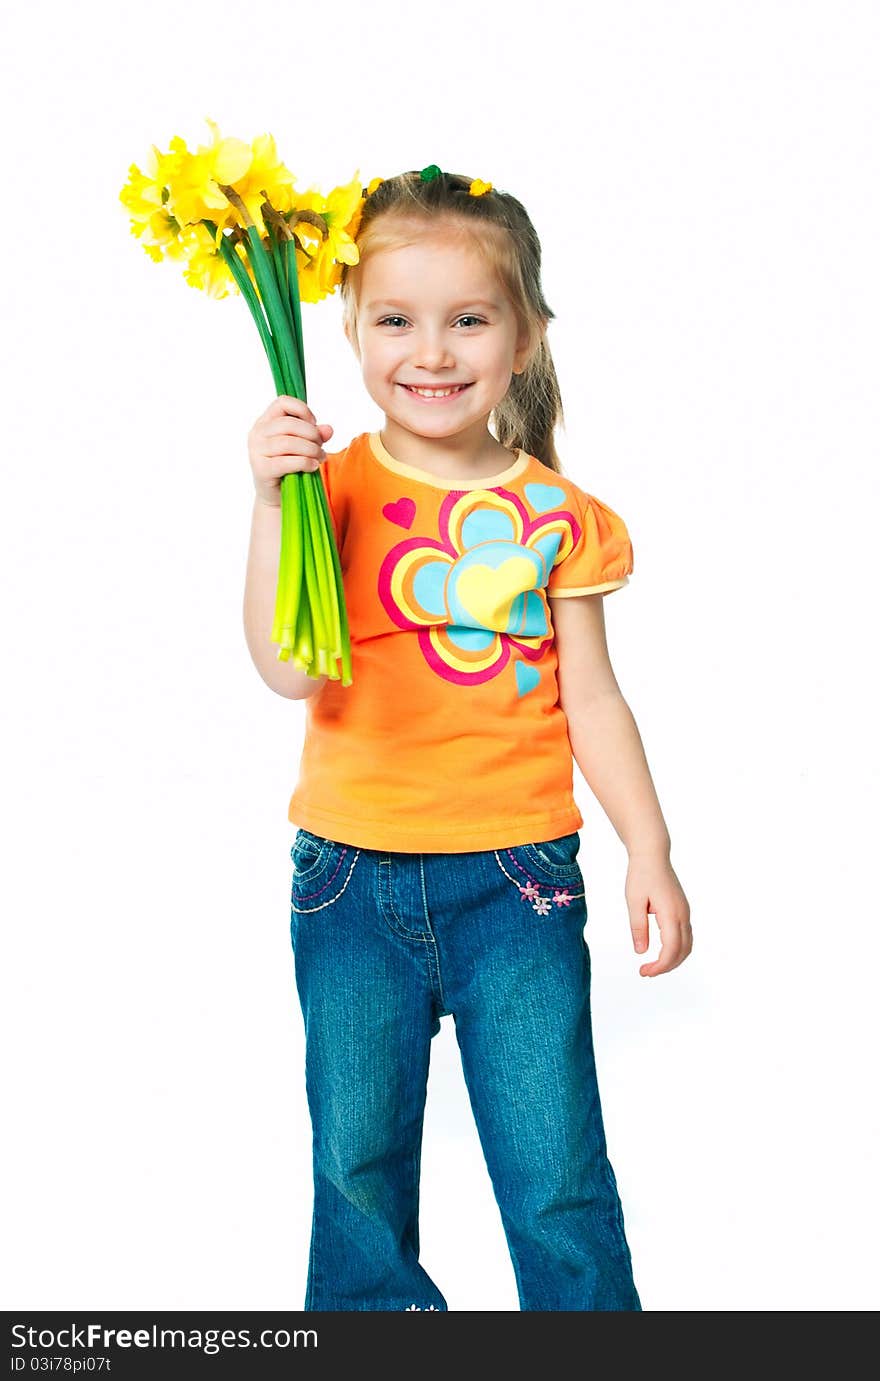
[2,1,877,1312]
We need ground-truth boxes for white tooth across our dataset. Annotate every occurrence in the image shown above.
[410,385,463,397]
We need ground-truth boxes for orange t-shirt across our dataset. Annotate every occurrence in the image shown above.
[287,430,633,853]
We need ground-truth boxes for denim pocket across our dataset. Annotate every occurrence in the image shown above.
[291,828,329,885]
[493,831,584,905]
[290,830,360,914]
[520,830,583,883]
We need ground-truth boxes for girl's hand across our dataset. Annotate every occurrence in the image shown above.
[625,852,693,977]
[247,395,335,507]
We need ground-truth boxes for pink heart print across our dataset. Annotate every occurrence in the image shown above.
[382,497,416,529]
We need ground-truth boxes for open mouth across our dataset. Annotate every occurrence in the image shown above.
[398,383,474,400]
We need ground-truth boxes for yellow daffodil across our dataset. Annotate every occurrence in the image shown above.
[321,171,365,268]
[283,172,362,301]
[119,143,188,261]
[211,126,298,239]
[165,119,298,248]
[182,244,232,298]
[165,132,248,241]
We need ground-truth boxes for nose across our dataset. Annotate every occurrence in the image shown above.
[410,329,457,371]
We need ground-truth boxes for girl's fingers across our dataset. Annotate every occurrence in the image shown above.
[638,918,689,977]
[266,417,320,440]
[264,415,327,448]
[273,394,314,419]
[266,434,324,459]
[260,397,317,435]
[639,946,674,977]
[630,910,649,955]
[258,400,332,448]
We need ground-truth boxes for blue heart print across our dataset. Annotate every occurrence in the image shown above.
[515,661,541,697]
[524,482,566,514]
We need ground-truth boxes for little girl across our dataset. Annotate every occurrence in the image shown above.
[244,166,692,1312]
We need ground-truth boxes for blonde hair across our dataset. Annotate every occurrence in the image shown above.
[339,169,566,474]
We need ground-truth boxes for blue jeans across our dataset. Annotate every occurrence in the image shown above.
[288,826,642,1312]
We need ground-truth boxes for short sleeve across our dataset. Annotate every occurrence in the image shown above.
[546,489,634,597]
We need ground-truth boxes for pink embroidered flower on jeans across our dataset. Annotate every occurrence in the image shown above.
[553,888,574,907]
[518,881,541,902]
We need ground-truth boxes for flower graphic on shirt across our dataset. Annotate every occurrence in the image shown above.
[377,483,580,689]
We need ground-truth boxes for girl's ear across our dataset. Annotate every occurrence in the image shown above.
[514,321,544,374]
[343,319,361,360]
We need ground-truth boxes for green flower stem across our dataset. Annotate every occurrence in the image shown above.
[293,570,314,669]
[300,476,329,652]
[243,226,304,398]
[309,466,352,684]
[284,237,307,398]
[202,220,284,392]
[316,492,343,662]
[272,471,302,649]
[272,474,290,648]
[306,472,342,662]
[317,492,345,676]
[277,228,290,321]
[327,518,353,686]
[273,228,307,402]
[276,477,299,654]
[267,223,296,359]
[266,219,284,293]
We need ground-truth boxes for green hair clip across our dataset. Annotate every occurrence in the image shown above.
[419,164,443,182]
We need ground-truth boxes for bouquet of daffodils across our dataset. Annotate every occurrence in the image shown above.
[119,118,376,685]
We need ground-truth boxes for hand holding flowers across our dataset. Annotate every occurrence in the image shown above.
[248,397,332,508]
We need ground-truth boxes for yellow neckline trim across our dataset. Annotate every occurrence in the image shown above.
[368,431,529,491]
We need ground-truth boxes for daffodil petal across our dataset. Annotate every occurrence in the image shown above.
[213,138,253,186]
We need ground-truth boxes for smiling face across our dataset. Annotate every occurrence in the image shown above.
[345,218,535,461]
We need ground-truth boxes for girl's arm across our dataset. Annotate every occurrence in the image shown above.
[550,592,693,977]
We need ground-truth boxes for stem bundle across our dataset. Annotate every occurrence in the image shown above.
[203,211,352,686]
